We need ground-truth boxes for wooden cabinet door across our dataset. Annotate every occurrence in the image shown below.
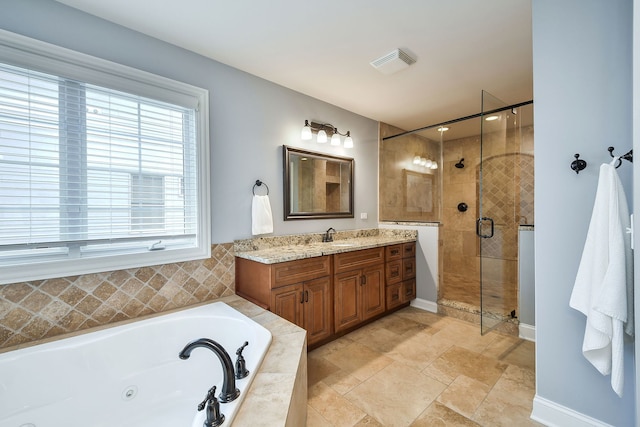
[271,284,303,328]
[334,270,361,333]
[362,265,385,320]
[303,276,332,346]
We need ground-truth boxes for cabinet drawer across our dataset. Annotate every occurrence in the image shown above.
[334,247,384,274]
[403,242,416,258]
[402,278,416,303]
[386,282,403,310]
[402,258,416,280]
[385,259,402,285]
[385,244,403,261]
[273,256,331,287]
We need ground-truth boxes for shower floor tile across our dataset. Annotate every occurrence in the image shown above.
[306,307,541,427]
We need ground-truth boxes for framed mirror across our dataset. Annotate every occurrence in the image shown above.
[283,145,354,220]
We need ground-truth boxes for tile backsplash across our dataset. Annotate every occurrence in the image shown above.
[0,243,235,350]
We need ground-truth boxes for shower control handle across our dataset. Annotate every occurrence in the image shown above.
[476,217,494,238]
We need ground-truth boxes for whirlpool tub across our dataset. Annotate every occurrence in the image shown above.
[0,301,272,427]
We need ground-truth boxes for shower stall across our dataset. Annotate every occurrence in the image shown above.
[380,91,534,334]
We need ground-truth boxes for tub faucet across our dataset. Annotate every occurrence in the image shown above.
[323,227,336,242]
[179,338,240,403]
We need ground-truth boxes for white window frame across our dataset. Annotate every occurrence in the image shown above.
[0,29,211,285]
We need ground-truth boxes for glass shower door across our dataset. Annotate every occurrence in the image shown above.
[478,90,519,334]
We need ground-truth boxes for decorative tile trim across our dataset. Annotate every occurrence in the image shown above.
[0,244,235,351]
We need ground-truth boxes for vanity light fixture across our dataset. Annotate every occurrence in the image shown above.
[301,120,354,148]
[413,155,438,170]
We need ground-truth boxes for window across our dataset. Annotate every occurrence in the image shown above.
[0,30,210,284]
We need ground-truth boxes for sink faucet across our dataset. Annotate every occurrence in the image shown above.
[322,227,336,242]
[179,338,240,403]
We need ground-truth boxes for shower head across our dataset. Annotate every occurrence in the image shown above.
[455,158,465,169]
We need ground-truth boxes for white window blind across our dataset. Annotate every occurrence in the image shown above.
[0,30,210,284]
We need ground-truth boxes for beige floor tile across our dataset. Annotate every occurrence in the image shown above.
[306,404,332,427]
[431,318,499,352]
[422,345,508,387]
[374,312,427,336]
[472,364,540,427]
[394,306,452,332]
[324,341,394,382]
[308,354,341,386]
[411,401,482,426]
[353,415,385,426]
[308,381,367,427]
[308,307,537,427]
[436,375,491,418]
[346,362,447,427]
[322,368,363,395]
[351,325,405,354]
[483,337,536,371]
[386,330,454,370]
[310,335,354,359]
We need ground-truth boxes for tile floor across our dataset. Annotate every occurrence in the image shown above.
[306,306,542,427]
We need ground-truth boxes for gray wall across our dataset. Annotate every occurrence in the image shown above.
[0,0,379,244]
[533,0,635,425]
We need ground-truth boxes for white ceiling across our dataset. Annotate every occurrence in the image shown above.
[54,0,533,132]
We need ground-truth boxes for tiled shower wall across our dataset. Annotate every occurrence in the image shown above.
[440,125,534,312]
[0,243,236,350]
[379,122,441,222]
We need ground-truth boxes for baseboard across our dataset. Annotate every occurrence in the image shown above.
[519,323,536,342]
[410,298,438,313]
[531,395,615,427]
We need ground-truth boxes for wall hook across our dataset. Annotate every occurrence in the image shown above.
[570,154,587,174]
[608,146,633,169]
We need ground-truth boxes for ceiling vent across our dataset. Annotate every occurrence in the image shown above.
[370,48,416,75]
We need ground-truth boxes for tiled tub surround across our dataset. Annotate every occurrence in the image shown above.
[1,294,308,427]
[0,243,236,350]
[234,228,418,263]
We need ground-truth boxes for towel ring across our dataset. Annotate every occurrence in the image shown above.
[252,180,269,195]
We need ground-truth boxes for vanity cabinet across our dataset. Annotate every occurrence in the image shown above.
[235,255,332,346]
[235,239,417,347]
[333,247,386,333]
[385,242,416,310]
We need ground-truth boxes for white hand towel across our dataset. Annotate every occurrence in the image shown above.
[252,195,273,235]
[570,159,633,397]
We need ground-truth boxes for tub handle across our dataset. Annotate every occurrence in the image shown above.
[198,385,225,427]
[235,341,250,379]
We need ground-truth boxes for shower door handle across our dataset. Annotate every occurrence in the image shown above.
[476,217,494,238]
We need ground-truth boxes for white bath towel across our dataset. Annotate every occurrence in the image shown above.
[252,195,273,235]
[570,158,633,397]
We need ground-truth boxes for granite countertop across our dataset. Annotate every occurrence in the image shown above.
[234,228,417,264]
